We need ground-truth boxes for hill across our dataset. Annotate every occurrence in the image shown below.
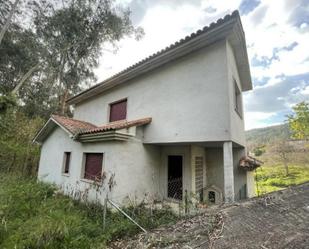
[246,123,291,145]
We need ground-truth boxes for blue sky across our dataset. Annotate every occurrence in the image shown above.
[94,0,309,130]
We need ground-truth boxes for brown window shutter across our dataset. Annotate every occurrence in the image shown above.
[110,99,127,122]
[84,153,103,181]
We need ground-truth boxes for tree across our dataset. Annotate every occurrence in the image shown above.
[0,0,143,175]
[287,101,309,140]
[0,0,11,26]
[0,26,42,94]
[0,94,16,114]
[252,145,266,157]
[29,0,143,114]
[0,109,43,174]
[0,0,143,118]
[0,0,20,45]
[271,140,294,176]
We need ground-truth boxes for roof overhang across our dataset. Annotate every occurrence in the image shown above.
[239,156,263,171]
[67,10,252,105]
[33,116,152,144]
[227,17,252,91]
[33,117,74,144]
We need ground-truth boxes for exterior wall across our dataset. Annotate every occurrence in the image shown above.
[73,41,235,144]
[159,146,191,199]
[38,127,160,204]
[205,146,247,201]
[205,148,224,192]
[226,41,246,146]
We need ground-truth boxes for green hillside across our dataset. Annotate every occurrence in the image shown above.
[246,123,291,145]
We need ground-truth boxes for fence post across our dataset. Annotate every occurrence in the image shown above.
[184,190,189,215]
[103,194,108,231]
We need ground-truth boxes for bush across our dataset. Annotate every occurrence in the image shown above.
[255,164,309,194]
[0,111,44,176]
[0,173,178,248]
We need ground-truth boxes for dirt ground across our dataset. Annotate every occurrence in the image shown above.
[109,182,309,249]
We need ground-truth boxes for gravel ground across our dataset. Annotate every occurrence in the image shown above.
[109,182,309,249]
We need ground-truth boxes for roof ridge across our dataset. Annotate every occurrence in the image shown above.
[67,10,240,104]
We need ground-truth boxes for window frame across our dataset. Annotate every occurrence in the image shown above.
[81,152,104,183]
[108,98,127,122]
[62,151,71,176]
[234,79,243,119]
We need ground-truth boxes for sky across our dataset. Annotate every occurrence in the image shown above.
[94,0,309,130]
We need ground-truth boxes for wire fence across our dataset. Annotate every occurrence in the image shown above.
[168,177,182,200]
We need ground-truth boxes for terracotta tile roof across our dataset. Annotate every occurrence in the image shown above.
[79,117,152,135]
[67,10,242,105]
[239,156,263,171]
[51,114,97,135]
[50,115,152,136]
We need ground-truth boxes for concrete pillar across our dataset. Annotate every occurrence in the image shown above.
[223,141,234,202]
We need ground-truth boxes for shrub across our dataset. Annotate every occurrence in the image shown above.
[0,173,178,248]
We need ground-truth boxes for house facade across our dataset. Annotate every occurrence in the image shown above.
[34,10,254,205]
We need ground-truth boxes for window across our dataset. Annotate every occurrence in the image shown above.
[109,99,127,122]
[84,153,103,181]
[208,191,216,203]
[234,80,242,117]
[63,152,71,174]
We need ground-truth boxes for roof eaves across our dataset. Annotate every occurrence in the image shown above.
[33,117,77,144]
[79,117,152,135]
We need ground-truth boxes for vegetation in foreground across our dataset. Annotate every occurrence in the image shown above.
[247,102,309,195]
[0,173,178,249]
[255,164,309,194]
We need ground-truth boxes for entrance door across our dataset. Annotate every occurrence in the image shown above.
[167,155,183,200]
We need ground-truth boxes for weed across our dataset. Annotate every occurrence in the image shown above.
[0,173,178,249]
[255,164,309,194]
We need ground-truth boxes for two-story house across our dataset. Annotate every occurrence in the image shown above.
[34,10,254,205]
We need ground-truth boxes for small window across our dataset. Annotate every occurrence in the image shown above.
[109,99,127,122]
[63,152,71,174]
[84,153,103,181]
[234,80,242,117]
[208,191,216,203]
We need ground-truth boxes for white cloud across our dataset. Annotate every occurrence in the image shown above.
[94,3,207,81]
[301,85,309,95]
[243,0,309,86]
[244,112,277,130]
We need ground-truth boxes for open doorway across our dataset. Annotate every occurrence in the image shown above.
[167,155,183,200]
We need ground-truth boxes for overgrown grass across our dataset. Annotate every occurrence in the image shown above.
[255,164,309,194]
[0,173,178,249]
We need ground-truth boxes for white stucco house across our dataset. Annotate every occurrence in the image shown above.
[34,10,256,205]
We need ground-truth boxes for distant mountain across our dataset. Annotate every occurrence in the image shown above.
[246,123,291,145]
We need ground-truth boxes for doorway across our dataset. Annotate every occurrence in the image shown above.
[167,155,183,200]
